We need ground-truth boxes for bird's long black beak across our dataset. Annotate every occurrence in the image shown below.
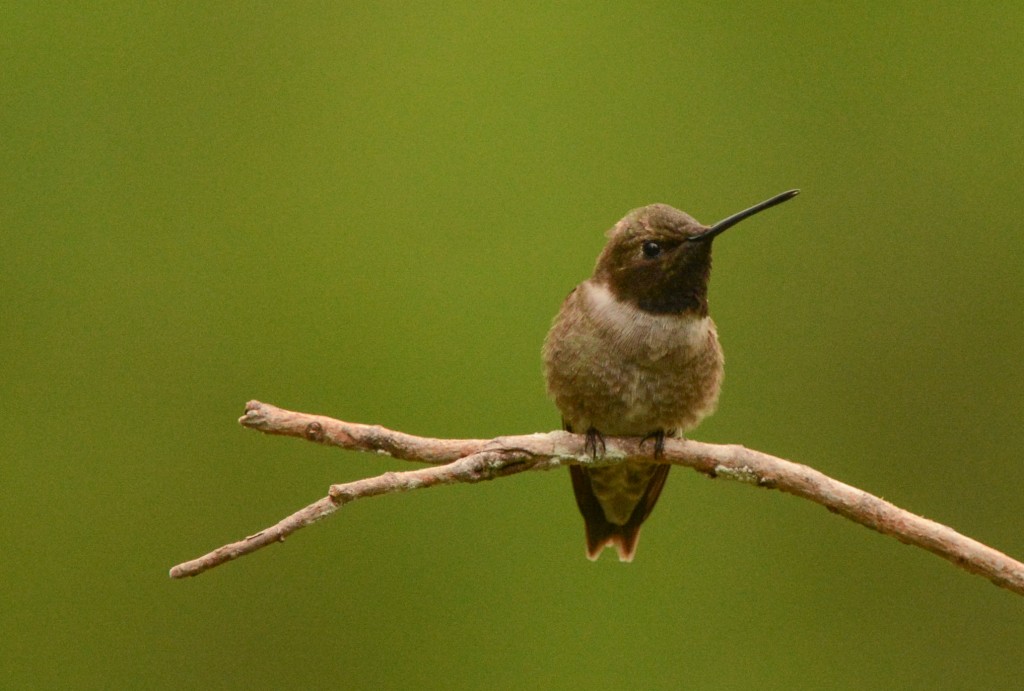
[687,189,800,242]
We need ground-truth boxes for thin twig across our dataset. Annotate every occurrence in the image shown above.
[169,401,1024,597]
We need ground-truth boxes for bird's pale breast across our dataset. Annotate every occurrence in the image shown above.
[543,280,724,437]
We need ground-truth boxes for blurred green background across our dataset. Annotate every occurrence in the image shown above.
[3,3,1023,688]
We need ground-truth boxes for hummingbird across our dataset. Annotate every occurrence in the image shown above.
[542,189,799,561]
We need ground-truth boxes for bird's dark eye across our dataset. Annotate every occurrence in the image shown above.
[642,241,662,259]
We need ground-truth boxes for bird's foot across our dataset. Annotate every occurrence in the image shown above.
[584,427,606,459]
[640,429,666,460]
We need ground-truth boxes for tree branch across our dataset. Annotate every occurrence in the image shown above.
[169,400,1024,597]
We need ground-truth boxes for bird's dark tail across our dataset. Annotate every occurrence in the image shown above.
[569,464,671,562]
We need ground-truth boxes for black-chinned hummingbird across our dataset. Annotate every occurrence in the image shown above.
[542,189,799,561]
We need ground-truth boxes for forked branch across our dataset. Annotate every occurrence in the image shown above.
[169,401,1024,597]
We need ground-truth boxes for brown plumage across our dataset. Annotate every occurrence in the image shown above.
[543,192,798,560]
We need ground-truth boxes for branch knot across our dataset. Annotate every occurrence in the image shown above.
[305,421,324,442]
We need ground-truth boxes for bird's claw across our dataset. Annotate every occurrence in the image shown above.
[584,427,606,460]
[640,430,666,460]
